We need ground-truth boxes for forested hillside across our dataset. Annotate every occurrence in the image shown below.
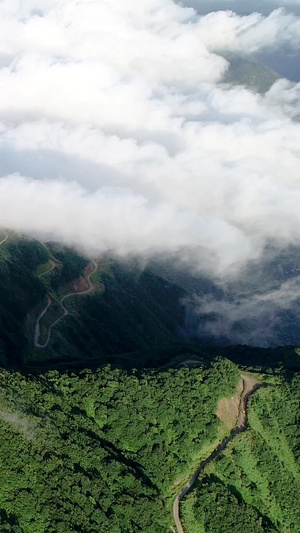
[0,358,238,532]
[1,233,300,373]
[0,234,299,533]
[0,234,185,369]
[0,353,298,533]
[181,372,300,533]
[0,235,48,365]
[223,56,280,93]
[1,0,300,532]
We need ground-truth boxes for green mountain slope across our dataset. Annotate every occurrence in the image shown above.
[181,373,300,533]
[0,234,185,368]
[0,235,48,365]
[223,56,280,93]
[0,358,238,533]
[0,234,299,533]
[1,233,300,373]
[40,260,185,365]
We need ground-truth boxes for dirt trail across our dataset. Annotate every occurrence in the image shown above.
[34,295,52,348]
[38,259,58,278]
[173,374,262,533]
[34,261,97,349]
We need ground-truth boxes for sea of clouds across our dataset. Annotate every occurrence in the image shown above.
[0,0,300,290]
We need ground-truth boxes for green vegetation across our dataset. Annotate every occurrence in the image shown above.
[0,358,238,532]
[45,242,89,288]
[29,259,187,366]
[0,234,187,368]
[1,233,300,373]
[54,262,186,362]
[223,56,280,93]
[0,235,299,533]
[35,260,54,277]
[181,373,300,533]
[182,476,276,533]
[0,237,48,366]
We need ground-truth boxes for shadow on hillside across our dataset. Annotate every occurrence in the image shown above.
[14,339,300,377]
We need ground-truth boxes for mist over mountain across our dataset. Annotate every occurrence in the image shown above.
[1,5,300,532]
[179,1,300,81]
[1,1,300,347]
[223,56,280,93]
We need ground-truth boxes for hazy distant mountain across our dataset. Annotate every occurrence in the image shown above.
[223,56,281,93]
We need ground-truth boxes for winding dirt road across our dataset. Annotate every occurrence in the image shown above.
[173,375,262,533]
[38,259,58,278]
[34,261,97,349]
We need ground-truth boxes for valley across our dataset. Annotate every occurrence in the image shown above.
[0,233,299,532]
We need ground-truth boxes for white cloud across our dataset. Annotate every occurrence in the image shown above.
[179,1,300,16]
[185,276,300,346]
[196,9,300,54]
[0,0,300,280]
[0,173,257,277]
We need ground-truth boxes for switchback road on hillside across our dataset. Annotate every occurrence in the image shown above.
[173,375,263,533]
[38,259,58,278]
[34,261,98,349]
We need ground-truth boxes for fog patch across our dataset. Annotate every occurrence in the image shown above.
[184,276,300,347]
[0,408,37,440]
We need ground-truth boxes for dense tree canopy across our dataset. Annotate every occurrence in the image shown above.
[181,373,300,533]
[0,359,239,532]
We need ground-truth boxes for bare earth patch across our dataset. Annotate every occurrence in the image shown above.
[173,374,262,533]
[217,379,244,429]
[69,275,89,293]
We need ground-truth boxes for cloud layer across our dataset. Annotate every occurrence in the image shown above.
[184,276,300,346]
[1,0,300,280]
[180,1,300,17]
